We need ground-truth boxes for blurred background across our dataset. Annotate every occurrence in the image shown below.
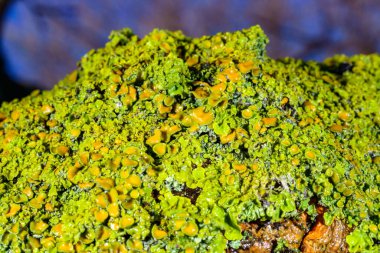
[0,0,379,102]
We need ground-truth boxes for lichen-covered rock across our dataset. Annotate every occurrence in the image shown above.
[0,26,379,252]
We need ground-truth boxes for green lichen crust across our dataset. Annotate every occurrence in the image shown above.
[0,26,379,252]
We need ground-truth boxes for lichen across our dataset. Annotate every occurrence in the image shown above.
[0,26,379,252]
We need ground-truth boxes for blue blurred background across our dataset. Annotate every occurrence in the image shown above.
[0,0,379,101]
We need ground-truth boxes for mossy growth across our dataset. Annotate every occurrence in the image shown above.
[0,26,379,252]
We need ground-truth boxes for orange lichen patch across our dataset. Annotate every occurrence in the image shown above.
[267,109,280,117]
[95,193,109,208]
[289,145,300,155]
[93,141,103,150]
[57,242,74,252]
[41,105,55,115]
[122,158,139,167]
[314,117,322,124]
[100,146,109,154]
[48,132,61,140]
[95,209,109,223]
[305,150,317,160]
[252,121,262,132]
[298,117,314,127]
[222,68,241,82]
[182,222,198,237]
[154,93,166,103]
[67,166,80,182]
[110,156,122,169]
[67,70,77,83]
[118,244,129,253]
[227,175,236,185]
[140,88,156,100]
[74,242,85,252]
[163,96,176,106]
[30,221,49,234]
[215,72,227,83]
[120,170,130,179]
[281,138,291,146]
[173,219,186,230]
[322,75,334,84]
[89,166,100,177]
[152,227,168,240]
[193,87,210,99]
[303,100,316,112]
[235,128,249,139]
[233,163,247,172]
[338,111,350,121]
[45,203,54,212]
[168,111,182,120]
[218,58,233,66]
[29,194,46,209]
[127,175,142,187]
[330,124,343,133]
[0,112,6,121]
[153,143,167,156]
[130,239,143,250]
[292,158,300,166]
[108,188,119,203]
[237,61,254,74]
[95,178,115,190]
[262,117,277,127]
[10,223,20,234]
[165,125,181,136]
[107,203,120,217]
[210,82,227,93]
[242,108,254,119]
[280,97,289,105]
[129,189,140,199]
[185,247,195,253]
[37,132,47,140]
[207,92,225,107]
[120,215,135,228]
[3,130,17,143]
[124,146,139,155]
[91,153,103,161]
[5,203,21,217]
[109,220,120,231]
[46,119,58,127]
[111,74,122,83]
[79,152,90,165]
[28,236,41,249]
[51,223,63,237]
[78,182,94,190]
[186,56,199,66]
[220,131,236,144]
[55,145,69,156]
[179,115,192,127]
[160,42,171,53]
[158,104,172,114]
[147,167,157,177]
[123,95,136,107]
[98,227,111,241]
[146,129,162,145]
[41,237,55,249]
[251,163,259,171]
[191,107,214,125]
[127,86,137,101]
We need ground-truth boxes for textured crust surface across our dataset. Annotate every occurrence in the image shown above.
[0,26,378,252]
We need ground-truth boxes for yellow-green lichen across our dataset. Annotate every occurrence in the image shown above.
[0,26,379,252]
